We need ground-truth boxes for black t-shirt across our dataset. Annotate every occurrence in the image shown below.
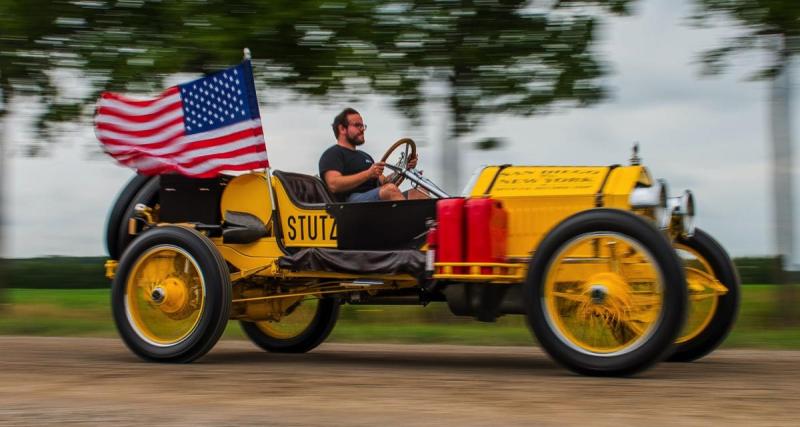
[319,145,379,201]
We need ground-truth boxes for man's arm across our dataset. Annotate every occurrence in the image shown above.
[324,162,385,194]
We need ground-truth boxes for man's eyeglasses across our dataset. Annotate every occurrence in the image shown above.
[349,122,367,131]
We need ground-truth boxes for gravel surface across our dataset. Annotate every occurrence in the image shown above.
[0,337,797,426]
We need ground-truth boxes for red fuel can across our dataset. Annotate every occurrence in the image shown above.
[436,198,466,273]
[465,198,508,274]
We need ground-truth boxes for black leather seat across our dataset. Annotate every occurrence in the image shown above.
[272,170,335,206]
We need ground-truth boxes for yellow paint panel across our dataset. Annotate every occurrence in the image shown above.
[501,196,596,257]
[215,238,282,272]
[602,166,647,209]
[220,172,272,224]
[468,166,502,195]
[487,166,609,197]
[272,176,338,248]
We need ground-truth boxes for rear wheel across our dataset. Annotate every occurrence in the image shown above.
[668,229,739,362]
[106,175,159,260]
[525,209,687,376]
[240,296,339,353]
[112,226,230,362]
[106,174,149,259]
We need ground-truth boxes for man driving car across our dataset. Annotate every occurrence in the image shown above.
[319,108,424,202]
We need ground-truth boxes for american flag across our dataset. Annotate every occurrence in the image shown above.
[95,61,269,177]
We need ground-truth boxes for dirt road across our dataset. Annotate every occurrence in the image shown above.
[0,337,796,426]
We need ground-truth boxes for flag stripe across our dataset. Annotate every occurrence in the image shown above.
[181,119,262,143]
[107,132,264,161]
[99,119,262,154]
[118,144,266,168]
[130,150,268,177]
[96,122,186,146]
[97,101,182,124]
[168,143,266,170]
[96,117,186,140]
[97,95,181,115]
[101,87,181,109]
[95,108,184,132]
[172,137,266,166]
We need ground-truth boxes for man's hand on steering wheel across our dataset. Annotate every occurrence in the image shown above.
[368,162,385,179]
[407,153,418,170]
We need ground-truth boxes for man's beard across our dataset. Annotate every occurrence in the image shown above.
[347,133,365,146]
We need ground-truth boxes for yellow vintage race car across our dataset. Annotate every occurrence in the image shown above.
[104,140,739,376]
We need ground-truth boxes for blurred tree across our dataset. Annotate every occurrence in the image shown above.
[365,0,635,191]
[0,0,632,175]
[690,0,800,323]
[0,0,384,149]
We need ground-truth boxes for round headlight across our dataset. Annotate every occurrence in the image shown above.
[667,190,695,237]
[629,179,670,229]
[655,180,670,229]
[679,190,695,237]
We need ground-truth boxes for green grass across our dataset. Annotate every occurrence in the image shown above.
[0,286,798,348]
[0,289,117,337]
[721,284,800,348]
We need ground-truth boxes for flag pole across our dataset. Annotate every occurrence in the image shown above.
[243,47,278,227]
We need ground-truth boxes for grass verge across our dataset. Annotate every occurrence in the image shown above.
[0,285,797,348]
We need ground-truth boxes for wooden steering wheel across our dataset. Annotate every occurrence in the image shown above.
[380,138,417,186]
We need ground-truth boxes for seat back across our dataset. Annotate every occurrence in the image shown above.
[273,170,334,206]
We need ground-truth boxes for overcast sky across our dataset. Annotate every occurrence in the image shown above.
[1,0,797,261]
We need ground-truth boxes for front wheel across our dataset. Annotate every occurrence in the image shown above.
[111,226,231,363]
[240,296,339,353]
[668,229,740,362]
[525,209,687,376]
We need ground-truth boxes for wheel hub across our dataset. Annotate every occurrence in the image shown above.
[584,273,629,300]
[149,276,190,314]
[589,285,608,304]
[151,287,166,304]
[581,272,633,319]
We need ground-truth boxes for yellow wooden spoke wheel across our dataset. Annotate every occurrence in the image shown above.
[253,298,320,339]
[240,296,339,353]
[125,245,205,346]
[674,244,721,344]
[525,209,687,376]
[112,226,230,363]
[106,174,160,260]
[543,233,665,356]
[667,229,740,362]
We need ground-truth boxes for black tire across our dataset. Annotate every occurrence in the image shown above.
[105,174,159,260]
[667,229,740,362]
[525,209,687,376]
[240,297,340,353]
[112,226,230,363]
